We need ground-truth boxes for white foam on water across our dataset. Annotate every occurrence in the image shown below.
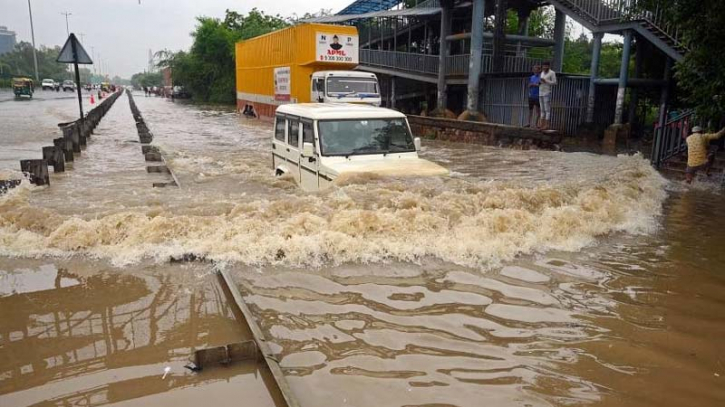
[0,154,668,268]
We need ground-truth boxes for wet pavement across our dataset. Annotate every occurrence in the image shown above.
[1,91,724,407]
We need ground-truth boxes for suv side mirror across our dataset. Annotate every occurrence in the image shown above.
[414,137,421,151]
[302,142,315,157]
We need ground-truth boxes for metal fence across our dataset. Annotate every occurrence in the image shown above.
[651,110,694,168]
[480,75,616,135]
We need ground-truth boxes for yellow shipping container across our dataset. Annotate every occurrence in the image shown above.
[235,23,359,118]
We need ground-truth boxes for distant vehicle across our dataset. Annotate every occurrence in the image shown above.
[311,71,380,105]
[101,82,111,92]
[84,84,92,91]
[235,23,381,119]
[171,86,191,99]
[41,79,56,91]
[12,77,34,98]
[272,103,448,191]
[62,80,76,92]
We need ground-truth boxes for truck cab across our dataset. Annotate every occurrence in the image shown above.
[310,71,381,106]
[272,103,448,191]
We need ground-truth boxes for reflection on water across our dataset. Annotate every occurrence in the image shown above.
[0,261,281,407]
[1,93,724,407]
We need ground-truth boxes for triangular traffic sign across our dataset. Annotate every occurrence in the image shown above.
[57,33,93,64]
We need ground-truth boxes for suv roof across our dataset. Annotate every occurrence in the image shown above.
[276,103,405,120]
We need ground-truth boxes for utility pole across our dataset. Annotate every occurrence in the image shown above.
[27,0,39,81]
[61,12,72,36]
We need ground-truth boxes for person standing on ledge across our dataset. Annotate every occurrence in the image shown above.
[525,65,541,128]
[685,125,725,184]
[538,61,557,130]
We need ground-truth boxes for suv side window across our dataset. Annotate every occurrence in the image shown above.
[275,116,286,142]
[288,120,299,148]
[302,121,314,145]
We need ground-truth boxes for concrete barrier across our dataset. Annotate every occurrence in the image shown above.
[17,90,123,189]
[126,89,180,188]
[42,146,66,172]
[53,137,74,162]
[20,159,50,185]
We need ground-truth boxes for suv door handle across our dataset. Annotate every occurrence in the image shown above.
[286,148,290,152]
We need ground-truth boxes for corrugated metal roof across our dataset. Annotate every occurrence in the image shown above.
[303,7,441,23]
[337,0,402,15]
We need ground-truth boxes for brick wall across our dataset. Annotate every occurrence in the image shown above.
[408,115,562,150]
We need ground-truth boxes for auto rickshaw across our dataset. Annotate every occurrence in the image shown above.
[12,77,34,98]
[101,82,111,92]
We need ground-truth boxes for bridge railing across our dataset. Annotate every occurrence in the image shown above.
[360,49,548,76]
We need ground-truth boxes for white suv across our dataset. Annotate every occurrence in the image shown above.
[41,79,56,91]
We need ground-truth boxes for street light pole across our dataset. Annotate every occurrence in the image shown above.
[27,0,39,81]
[61,12,72,36]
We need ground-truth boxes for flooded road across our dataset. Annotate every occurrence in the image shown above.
[1,91,724,406]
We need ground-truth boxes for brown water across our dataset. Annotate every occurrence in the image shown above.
[1,90,724,406]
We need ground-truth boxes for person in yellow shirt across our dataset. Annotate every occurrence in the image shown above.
[685,125,725,183]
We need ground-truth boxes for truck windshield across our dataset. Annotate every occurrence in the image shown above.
[326,77,378,96]
[318,118,415,156]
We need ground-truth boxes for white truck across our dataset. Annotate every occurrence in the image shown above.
[272,103,448,191]
[310,71,381,106]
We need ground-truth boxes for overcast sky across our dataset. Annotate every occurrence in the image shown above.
[0,0,351,78]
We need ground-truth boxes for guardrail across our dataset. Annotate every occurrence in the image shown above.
[7,90,122,189]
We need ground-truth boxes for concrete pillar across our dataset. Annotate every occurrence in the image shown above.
[516,14,529,56]
[424,21,429,54]
[614,30,633,125]
[466,0,485,113]
[436,3,452,113]
[585,32,603,123]
[492,0,507,72]
[652,58,672,167]
[628,36,644,126]
[552,10,566,72]
[390,76,396,109]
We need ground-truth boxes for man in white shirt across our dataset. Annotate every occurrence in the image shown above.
[538,61,557,130]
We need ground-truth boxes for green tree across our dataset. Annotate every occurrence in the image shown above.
[639,0,725,120]
[0,42,71,82]
[151,8,289,104]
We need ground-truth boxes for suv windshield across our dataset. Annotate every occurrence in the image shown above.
[318,118,415,156]
[326,77,378,96]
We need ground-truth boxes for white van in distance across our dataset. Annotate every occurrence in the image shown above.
[272,103,448,191]
[310,71,381,106]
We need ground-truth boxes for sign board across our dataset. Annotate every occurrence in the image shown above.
[316,32,358,64]
[274,67,291,101]
[56,33,93,64]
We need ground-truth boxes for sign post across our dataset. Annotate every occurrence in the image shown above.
[56,33,93,124]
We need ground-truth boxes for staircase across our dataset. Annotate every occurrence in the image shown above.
[548,0,687,61]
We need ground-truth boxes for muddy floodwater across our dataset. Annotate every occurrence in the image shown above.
[1,89,724,407]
